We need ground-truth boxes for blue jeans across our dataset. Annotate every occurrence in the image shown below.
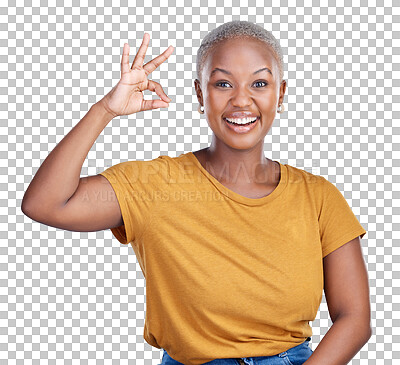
[160,337,313,364]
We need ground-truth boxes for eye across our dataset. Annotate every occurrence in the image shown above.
[254,80,268,87]
[216,81,231,88]
[215,80,269,88]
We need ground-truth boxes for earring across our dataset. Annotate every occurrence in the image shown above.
[277,104,285,113]
[198,104,204,114]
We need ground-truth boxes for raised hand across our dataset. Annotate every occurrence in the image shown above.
[99,33,174,117]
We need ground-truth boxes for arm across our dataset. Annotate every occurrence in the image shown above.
[304,236,372,365]
[21,34,173,229]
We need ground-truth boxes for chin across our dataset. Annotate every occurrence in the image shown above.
[222,138,262,151]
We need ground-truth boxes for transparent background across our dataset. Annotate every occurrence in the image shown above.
[2,0,398,364]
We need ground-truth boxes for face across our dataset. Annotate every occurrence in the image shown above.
[194,37,286,151]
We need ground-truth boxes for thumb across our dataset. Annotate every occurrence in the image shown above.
[141,99,170,111]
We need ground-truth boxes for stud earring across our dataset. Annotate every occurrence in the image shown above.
[198,104,204,114]
[277,104,285,113]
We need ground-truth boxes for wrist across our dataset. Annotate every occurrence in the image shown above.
[95,99,118,120]
[89,101,116,127]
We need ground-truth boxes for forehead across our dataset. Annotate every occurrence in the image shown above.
[203,37,279,78]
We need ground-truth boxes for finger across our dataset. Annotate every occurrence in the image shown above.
[147,79,172,102]
[121,43,130,75]
[132,33,150,69]
[141,99,170,112]
[143,45,174,75]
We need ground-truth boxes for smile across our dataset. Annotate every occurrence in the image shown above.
[225,117,258,125]
[223,117,259,134]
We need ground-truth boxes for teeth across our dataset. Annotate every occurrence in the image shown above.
[226,117,257,125]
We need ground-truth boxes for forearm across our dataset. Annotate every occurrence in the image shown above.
[304,314,372,365]
[22,101,115,214]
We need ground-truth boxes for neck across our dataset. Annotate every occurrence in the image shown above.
[202,143,275,185]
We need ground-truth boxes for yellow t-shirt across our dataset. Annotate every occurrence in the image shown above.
[99,151,367,365]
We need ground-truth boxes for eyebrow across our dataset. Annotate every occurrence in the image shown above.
[210,67,273,77]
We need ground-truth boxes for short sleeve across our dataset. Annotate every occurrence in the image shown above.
[98,156,170,245]
[319,179,367,258]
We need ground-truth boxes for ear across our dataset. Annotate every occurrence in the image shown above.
[194,79,204,106]
[278,79,287,106]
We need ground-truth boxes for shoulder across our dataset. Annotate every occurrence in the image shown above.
[284,162,328,190]
[100,154,173,185]
[283,163,340,214]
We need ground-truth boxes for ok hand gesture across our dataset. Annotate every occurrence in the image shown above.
[99,33,174,118]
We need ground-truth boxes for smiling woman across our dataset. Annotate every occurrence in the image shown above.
[22,19,370,365]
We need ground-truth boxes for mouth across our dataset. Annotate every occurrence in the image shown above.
[223,116,259,134]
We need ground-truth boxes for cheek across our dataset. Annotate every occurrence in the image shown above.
[257,92,278,109]
[207,90,226,109]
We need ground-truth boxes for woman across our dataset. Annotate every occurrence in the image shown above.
[22,21,371,365]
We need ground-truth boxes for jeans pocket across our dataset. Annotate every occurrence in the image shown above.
[286,340,313,365]
[284,357,295,365]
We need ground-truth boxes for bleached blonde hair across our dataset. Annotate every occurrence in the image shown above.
[196,20,284,83]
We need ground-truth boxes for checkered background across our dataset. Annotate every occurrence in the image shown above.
[2,0,398,364]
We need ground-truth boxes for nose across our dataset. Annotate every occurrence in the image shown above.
[230,85,253,108]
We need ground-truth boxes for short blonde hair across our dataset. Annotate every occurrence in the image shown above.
[196,20,284,83]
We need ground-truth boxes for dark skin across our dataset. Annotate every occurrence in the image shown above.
[193,37,372,364]
[193,37,286,199]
